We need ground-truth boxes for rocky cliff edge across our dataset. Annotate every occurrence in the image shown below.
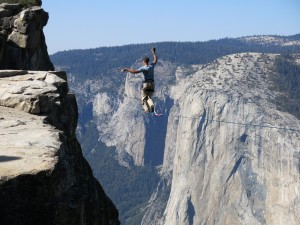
[0,70,120,225]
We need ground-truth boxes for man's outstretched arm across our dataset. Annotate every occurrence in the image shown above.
[121,68,140,74]
[151,48,157,64]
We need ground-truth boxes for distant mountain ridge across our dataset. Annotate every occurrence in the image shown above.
[50,34,300,80]
[238,34,300,46]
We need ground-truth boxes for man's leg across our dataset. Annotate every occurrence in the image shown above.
[141,82,155,113]
[147,92,155,113]
[141,89,151,112]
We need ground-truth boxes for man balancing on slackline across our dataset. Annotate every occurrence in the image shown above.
[121,48,162,116]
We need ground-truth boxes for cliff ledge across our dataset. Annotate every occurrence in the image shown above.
[0,70,119,225]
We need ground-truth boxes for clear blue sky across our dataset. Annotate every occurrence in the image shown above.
[43,0,300,54]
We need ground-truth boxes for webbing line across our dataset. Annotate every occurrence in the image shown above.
[178,115,300,132]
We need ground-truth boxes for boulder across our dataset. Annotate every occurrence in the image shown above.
[2,16,16,30]
[7,30,27,48]
[0,3,23,11]
[16,6,49,33]
[8,30,41,48]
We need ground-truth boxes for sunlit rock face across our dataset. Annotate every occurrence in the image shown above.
[142,53,300,225]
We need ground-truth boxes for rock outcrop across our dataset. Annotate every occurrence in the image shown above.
[0,70,119,225]
[0,3,53,70]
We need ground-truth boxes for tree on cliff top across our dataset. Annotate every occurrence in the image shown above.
[0,0,41,8]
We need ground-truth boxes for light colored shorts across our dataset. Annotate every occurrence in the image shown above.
[141,81,155,112]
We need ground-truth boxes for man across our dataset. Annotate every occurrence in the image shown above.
[121,48,158,114]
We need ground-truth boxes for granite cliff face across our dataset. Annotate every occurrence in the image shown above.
[71,52,300,224]
[142,53,300,225]
[0,3,53,70]
[0,70,119,224]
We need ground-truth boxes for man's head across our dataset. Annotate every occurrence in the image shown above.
[142,56,150,65]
